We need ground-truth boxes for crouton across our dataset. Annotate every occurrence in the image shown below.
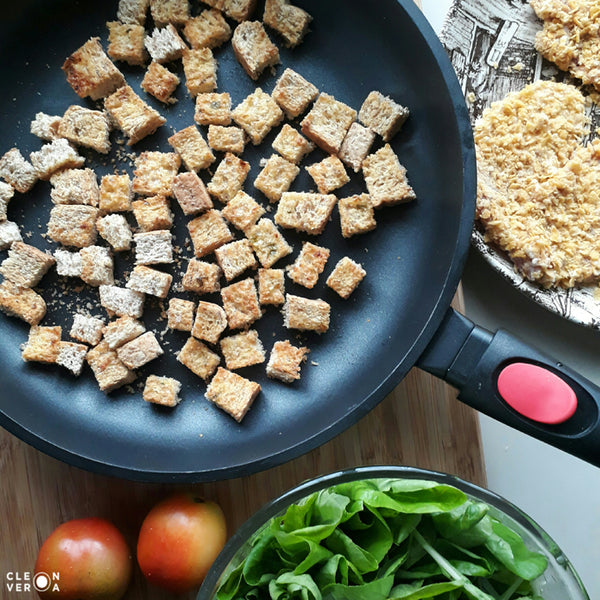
[103,316,146,349]
[207,153,250,203]
[87,341,136,392]
[232,88,283,145]
[56,341,88,376]
[271,68,318,119]
[220,277,261,329]
[143,375,182,407]
[127,265,172,298]
[177,336,220,380]
[306,156,349,194]
[70,313,105,345]
[205,367,260,422]
[266,339,308,383]
[54,249,82,277]
[246,218,292,267]
[283,294,330,333]
[168,125,215,172]
[192,300,227,343]
[62,37,126,100]
[287,242,329,289]
[182,259,222,294]
[258,268,284,305]
[0,221,22,250]
[22,325,62,364]
[326,257,366,299]
[117,0,149,25]
[144,24,188,63]
[80,245,114,286]
[274,192,336,236]
[339,122,375,172]
[99,284,145,318]
[182,47,217,97]
[117,331,163,369]
[167,298,196,331]
[47,205,99,248]
[183,9,231,49]
[132,195,173,231]
[188,209,233,257]
[220,329,265,369]
[141,62,180,104]
[207,125,246,154]
[338,194,376,238]
[133,151,181,197]
[104,85,166,145]
[272,124,314,164]
[0,182,14,221]
[30,139,85,180]
[50,168,99,206]
[172,171,213,216]
[134,230,174,264]
[263,0,312,47]
[0,281,46,326]
[107,21,147,66]
[254,154,299,202]
[231,21,279,80]
[194,92,232,125]
[0,242,55,287]
[359,91,409,142]
[217,0,257,21]
[99,174,133,213]
[221,190,265,232]
[362,144,416,208]
[0,148,38,193]
[30,113,62,142]
[150,0,190,26]
[215,239,257,281]
[96,214,132,251]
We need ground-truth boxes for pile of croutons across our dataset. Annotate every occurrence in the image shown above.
[0,0,414,423]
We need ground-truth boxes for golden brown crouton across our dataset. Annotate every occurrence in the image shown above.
[168,125,215,172]
[215,239,257,281]
[214,0,257,21]
[254,154,299,202]
[134,231,174,265]
[99,285,145,318]
[107,21,148,66]
[263,0,312,47]
[326,257,366,299]
[150,0,190,26]
[133,151,181,197]
[182,259,222,294]
[246,218,292,267]
[274,192,336,236]
[205,367,260,422]
[0,242,55,287]
[177,336,220,380]
[96,214,132,251]
[172,171,213,216]
[192,300,227,343]
[87,341,136,392]
[183,9,231,48]
[272,124,315,164]
[117,0,149,25]
[50,168,99,206]
[0,281,46,326]
[258,268,284,305]
[221,190,265,232]
[141,62,180,104]
[194,92,232,126]
[207,125,246,154]
[127,265,173,298]
[70,313,105,346]
[22,326,62,364]
[188,209,233,257]
[306,156,349,194]
[220,277,261,329]
[143,375,182,407]
[56,341,88,376]
[30,139,85,180]
[58,106,111,154]
[145,24,188,62]
[0,148,38,193]
[182,47,217,97]
[231,21,279,80]
[266,339,308,383]
[220,329,265,369]
[339,122,376,172]
[283,294,330,333]
[338,194,376,238]
[359,91,409,142]
[232,88,283,144]
[207,153,250,203]
[99,174,133,213]
[132,195,174,231]
[117,331,163,369]
[167,298,196,331]
[80,246,114,286]
[272,68,318,119]
[103,316,146,349]
[47,205,99,248]
[287,242,329,289]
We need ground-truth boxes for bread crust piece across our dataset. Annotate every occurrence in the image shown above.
[221,191,265,232]
[183,9,232,49]
[134,231,174,265]
[0,281,46,325]
[246,218,292,268]
[205,367,260,422]
[232,88,284,145]
[338,194,376,238]
[188,210,233,257]
[0,149,38,194]
[220,329,265,369]
[283,294,330,333]
[195,92,232,126]
[266,339,308,383]
[132,195,174,231]
[274,192,337,236]
[305,156,349,194]
[232,21,280,80]
[258,268,284,305]
[133,151,181,197]
[22,326,62,364]
[339,122,376,173]
[87,341,136,392]
[254,154,299,202]
[173,172,214,216]
[215,239,257,281]
[102,316,145,349]
[192,300,227,343]
[58,106,111,154]
[220,277,261,329]
[107,21,148,66]
[326,257,366,299]
[182,48,217,97]
[141,62,180,104]
[287,242,330,289]
[126,265,173,298]
[272,124,315,164]
[47,205,99,248]
[143,375,182,407]
[0,242,55,287]
[70,313,105,346]
[177,336,220,380]
[167,298,196,331]
[182,259,222,294]
[263,0,312,47]
[99,174,133,213]
[50,168,100,206]
[117,331,163,369]
[168,125,215,172]
[272,68,318,119]
[207,153,250,203]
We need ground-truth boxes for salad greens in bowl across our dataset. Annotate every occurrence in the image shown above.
[197,466,588,600]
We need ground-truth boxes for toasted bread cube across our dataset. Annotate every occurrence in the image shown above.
[103,316,146,349]
[117,331,163,369]
[362,144,416,208]
[87,341,136,392]
[0,221,22,250]
[306,156,349,194]
[258,268,284,305]
[127,264,172,298]
[172,172,213,216]
[141,62,180,104]
[97,214,132,251]
[177,336,220,380]
[266,339,308,382]
[339,194,376,238]
[272,68,318,119]
[183,9,231,48]
[275,192,336,236]
[0,182,14,221]
[99,174,133,213]
[133,151,181,197]
[287,242,329,289]
[232,88,283,145]
[167,298,195,331]
[221,191,264,232]
[272,124,314,164]
[195,92,232,126]
[232,21,279,80]
[221,277,260,329]
[56,341,88,375]
[359,91,409,142]
[143,375,182,407]
[22,325,62,364]
[326,257,366,299]
[132,195,173,231]
[107,21,147,66]
[50,168,99,206]
[192,300,227,343]
[30,139,85,180]
[80,246,114,286]
[215,239,257,281]
[207,153,250,203]
[0,281,46,325]
[182,47,217,97]
[99,284,145,317]
[145,24,188,62]
[0,149,38,193]
[339,122,375,173]
[246,218,292,268]
[0,242,55,287]
[47,205,99,248]
[62,37,126,100]
[220,329,265,369]
[205,367,260,422]
[207,125,245,154]
[263,0,311,47]
[117,0,149,25]
[150,0,189,26]
[70,313,105,345]
[254,154,299,203]
[283,294,330,333]
[134,230,174,265]
[30,112,62,142]
[168,125,215,172]
[188,209,233,257]
[219,0,257,21]
[104,85,166,145]
[55,249,82,277]
[182,259,222,294]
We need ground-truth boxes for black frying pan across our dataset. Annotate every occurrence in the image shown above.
[1,0,599,482]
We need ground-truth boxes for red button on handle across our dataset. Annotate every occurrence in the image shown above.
[497,362,577,425]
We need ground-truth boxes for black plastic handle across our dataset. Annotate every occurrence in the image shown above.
[417,308,600,467]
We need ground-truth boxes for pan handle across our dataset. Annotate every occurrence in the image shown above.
[417,308,600,467]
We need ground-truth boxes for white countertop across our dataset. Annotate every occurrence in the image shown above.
[421,1,600,597]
